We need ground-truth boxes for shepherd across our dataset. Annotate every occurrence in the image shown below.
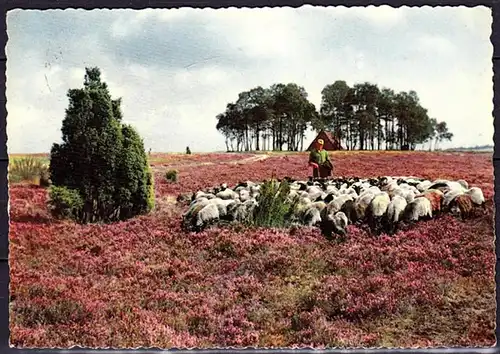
[308,138,333,178]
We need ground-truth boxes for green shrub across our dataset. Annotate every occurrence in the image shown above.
[47,186,84,220]
[146,165,155,211]
[48,67,154,223]
[251,178,298,228]
[165,169,178,183]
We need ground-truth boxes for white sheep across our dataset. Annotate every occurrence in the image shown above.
[384,195,407,234]
[216,189,238,200]
[353,191,376,222]
[239,189,251,202]
[194,203,220,229]
[465,187,485,207]
[416,180,432,192]
[457,179,469,190]
[208,198,236,219]
[366,192,391,234]
[403,197,433,223]
[323,195,353,217]
[302,206,322,226]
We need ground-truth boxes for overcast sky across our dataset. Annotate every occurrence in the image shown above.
[6,6,493,153]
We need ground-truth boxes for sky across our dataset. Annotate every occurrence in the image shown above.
[5,5,493,153]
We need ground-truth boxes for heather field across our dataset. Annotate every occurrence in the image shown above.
[8,151,496,348]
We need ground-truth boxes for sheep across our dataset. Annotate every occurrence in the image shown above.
[428,180,466,194]
[243,199,258,218]
[323,192,336,204]
[208,198,237,220]
[194,203,220,230]
[366,192,391,234]
[368,186,382,195]
[239,189,251,202]
[416,189,444,216]
[381,181,399,194]
[443,190,465,211]
[306,188,323,201]
[184,197,210,219]
[384,195,407,234]
[310,201,327,214]
[353,192,376,222]
[466,187,485,208]
[340,199,357,224]
[457,179,469,190]
[319,211,348,240]
[226,200,242,221]
[334,211,349,232]
[326,185,339,195]
[195,191,210,200]
[250,185,260,196]
[286,190,300,204]
[394,188,416,204]
[230,201,256,223]
[416,180,432,192]
[321,195,353,219]
[299,191,310,200]
[303,206,322,226]
[427,181,451,194]
[403,197,433,223]
[216,188,238,200]
[449,194,474,220]
[182,175,482,235]
[293,197,313,219]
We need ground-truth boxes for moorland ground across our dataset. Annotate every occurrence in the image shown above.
[8,150,495,348]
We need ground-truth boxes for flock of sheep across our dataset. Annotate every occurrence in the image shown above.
[180,176,486,238]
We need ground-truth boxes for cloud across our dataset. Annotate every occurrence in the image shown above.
[5,6,493,153]
[415,34,456,55]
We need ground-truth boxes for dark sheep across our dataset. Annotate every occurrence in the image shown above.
[340,199,357,224]
[449,194,474,220]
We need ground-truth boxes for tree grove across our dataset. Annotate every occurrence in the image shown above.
[216,81,453,152]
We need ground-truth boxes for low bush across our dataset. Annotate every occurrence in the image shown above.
[47,186,84,220]
[165,169,179,183]
[251,178,298,228]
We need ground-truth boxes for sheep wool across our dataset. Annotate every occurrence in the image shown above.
[303,207,322,226]
[385,195,407,230]
[334,211,348,231]
[403,197,432,222]
[443,190,465,210]
[417,189,444,214]
[450,194,474,220]
[195,203,220,229]
[369,192,391,217]
[466,187,485,206]
[216,189,237,200]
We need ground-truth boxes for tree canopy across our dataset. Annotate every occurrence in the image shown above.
[216,81,453,151]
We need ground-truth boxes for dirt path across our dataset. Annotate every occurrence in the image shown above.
[153,154,270,172]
